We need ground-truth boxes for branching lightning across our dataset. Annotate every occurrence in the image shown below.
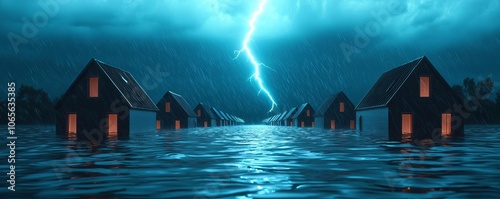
[234,0,277,113]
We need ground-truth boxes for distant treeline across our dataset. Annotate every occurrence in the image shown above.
[1,78,500,125]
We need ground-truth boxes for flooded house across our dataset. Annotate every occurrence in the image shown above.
[356,56,464,140]
[314,92,356,130]
[156,91,197,130]
[55,58,159,138]
[293,103,315,127]
[194,103,216,127]
[220,111,230,126]
[277,110,288,126]
[284,107,298,126]
[211,107,224,126]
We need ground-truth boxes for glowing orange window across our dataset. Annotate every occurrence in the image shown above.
[197,110,201,117]
[89,77,98,97]
[420,76,430,97]
[402,114,413,135]
[301,121,305,127]
[306,110,310,117]
[108,114,118,135]
[350,120,355,129]
[289,122,293,126]
[165,102,171,113]
[330,120,336,129]
[442,113,452,135]
[340,102,345,112]
[68,114,77,134]
[175,120,181,130]
[156,120,161,130]
[204,121,208,127]
[312,122,315,127]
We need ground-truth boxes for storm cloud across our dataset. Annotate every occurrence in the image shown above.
[1,0,499,122]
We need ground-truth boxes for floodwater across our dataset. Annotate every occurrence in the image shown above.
[1,125,499,199]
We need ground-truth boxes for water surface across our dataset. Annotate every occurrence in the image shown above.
[2,125,499,198]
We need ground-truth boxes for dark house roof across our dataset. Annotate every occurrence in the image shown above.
[196,103,215,118]
[211,107,224,119]
[293,103,312,119]
[277,111,288,121]
[314,91,352,116]
[163,91,197,117]
[55,58,158,111]
[284,107,297,120]
[356,56,461,110]
[220,111,230,121]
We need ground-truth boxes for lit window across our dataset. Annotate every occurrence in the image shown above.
[300,121,305,127]
[306,110,310,117]
[312,122,315,127]
[156,120,160,130]
[340,102,345,112]
[89,77,98,97]
[350,120,355,129]
[175,120,181,130]
[166,102,171,113]
[108,114,118,135]
[197,110,201,117]
[442,113,452,135]
[330,120,336,129]
[68,114,77,134]
[402,114,413,134]
[204,121,208,127]
[420,76,430,97]
[290,122,293,126]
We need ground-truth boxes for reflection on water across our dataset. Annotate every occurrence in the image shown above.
[1,125,499,198]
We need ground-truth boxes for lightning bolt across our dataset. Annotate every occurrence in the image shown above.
[234,0,277,113]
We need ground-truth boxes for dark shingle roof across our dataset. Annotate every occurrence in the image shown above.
[55,58,158,111]
[277,111,288,121]
[356,57,424,110]
[164,91,197,117]
[293,103,311,119]
[314,91,353,116]
[283,107,297,120]
[211,107,224,119]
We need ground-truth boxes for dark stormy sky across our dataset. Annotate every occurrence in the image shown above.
[1,0,499,123]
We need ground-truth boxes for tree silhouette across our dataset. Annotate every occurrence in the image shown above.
[14,85,55,124]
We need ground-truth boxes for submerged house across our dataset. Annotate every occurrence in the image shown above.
[211,107,224,126]
[277,111,288,126]
[314,92,356,130]
[356,56,464,140]
[55,58,159,138]
[156,91,197,129]
[194,103,216,127]
[293,103,315,127]
[283,107,298,126]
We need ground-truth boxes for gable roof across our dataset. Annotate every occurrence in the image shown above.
[293,103,312,119]
[163,91,197,117]
[196,103,215,118]
[277,111,288,121]
[356,56,461,110]
[356,57,424,110]
[211,107,224,119]
[284,107,297,120]
[55,58,158,111]
[314,91,353,116]
[220,111,230,121]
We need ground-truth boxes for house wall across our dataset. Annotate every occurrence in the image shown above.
[187,116,197,128]
[387,60,465,140]
[55,61,132,139]
[314,117,324,129]
[130,109,156,133]
[156,95,192,129]
[356,108,389,137]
